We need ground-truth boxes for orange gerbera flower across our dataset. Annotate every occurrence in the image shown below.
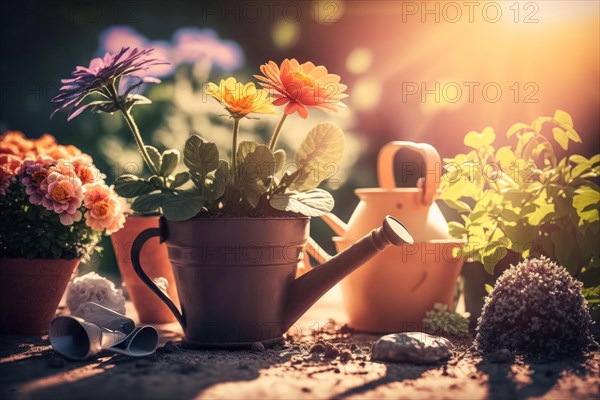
[255,59,348,119]
[206,77,275,118]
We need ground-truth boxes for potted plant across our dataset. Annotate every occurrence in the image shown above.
[0,132,126,335]
[52,49,358,345]
[439,110,600,324]
[51,48,180,323]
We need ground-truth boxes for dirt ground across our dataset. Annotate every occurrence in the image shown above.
[1,287,599,400]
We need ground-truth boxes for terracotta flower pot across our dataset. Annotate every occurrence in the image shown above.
[0,258,80,335]
[111,215,179,324]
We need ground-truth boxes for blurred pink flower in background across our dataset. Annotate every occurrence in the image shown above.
[173,28,243,70]
[99,26,244,77]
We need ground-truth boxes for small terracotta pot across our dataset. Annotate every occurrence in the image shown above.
[111,215,179,323]
[0,258,80,335]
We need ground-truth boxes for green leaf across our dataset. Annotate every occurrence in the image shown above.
[485,284,493,294]
[209,160,230,200]
[448,221,467,238]
[184,134,219,176]
[502,221,535,253]
[500,188,528,205]
[113,175,156,198]
[552,127,569,150]
[443,199,471,212]
[481,242,508,274]
[131,193,170,214]
[506,123,531,138]
[464,127,495,149]
[270,189,335,217]
[551,230,581,275]
[145,145,162,172]
[526,196,555,225]
[565,128,582,143]
[495,146,516,171]
[237,141,275,182]
[171,171,191,188]
[571,155,592,178]
[553,109,573,128]
[274,149,286,173]
[573,186,600,226]
[160,149,180,176]
[161,192,205,221]
[570,155,588,164]
[440,178,481,202]
[532,116,552,132]
[289,123,345,191]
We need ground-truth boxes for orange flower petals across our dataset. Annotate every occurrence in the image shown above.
[255,59,348,119]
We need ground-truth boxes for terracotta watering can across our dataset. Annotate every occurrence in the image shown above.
[131,215,413,348]
[322,141,451,242]
[317,142,465,333]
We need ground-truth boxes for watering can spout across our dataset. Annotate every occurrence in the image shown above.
[283,216,413,331]
[321,213,348,236]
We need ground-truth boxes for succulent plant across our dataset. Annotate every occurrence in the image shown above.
[422,303,470,337]
[476,257,597,359]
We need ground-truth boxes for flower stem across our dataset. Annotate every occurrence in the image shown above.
[269,114,288,151]
[232,117,241,184]
[120,108,159,176]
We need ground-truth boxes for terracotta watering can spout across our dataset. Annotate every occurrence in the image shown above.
[320,213,348,236]
[282,216,413,331]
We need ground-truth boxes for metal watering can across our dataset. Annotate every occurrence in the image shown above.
[315,142,465,332]
[131,215,413,348]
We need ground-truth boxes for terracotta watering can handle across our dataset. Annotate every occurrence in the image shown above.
[377,141,441,206]
[131,226,186,330]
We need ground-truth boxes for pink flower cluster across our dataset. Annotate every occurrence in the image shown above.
[1,131,126,234]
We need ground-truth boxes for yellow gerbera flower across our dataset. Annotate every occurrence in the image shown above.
[206,77,275,118]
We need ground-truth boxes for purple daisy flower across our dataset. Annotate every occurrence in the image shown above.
[51,47,167,121]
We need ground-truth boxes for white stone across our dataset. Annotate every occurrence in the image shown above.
[371,332,453,364]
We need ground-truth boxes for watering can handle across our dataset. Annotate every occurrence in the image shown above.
[131,226,186,330]
[377,141,441,206]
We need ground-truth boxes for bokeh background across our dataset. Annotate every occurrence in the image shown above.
[1,0,598,277]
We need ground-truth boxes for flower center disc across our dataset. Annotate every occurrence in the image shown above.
[52,182,72,201]
[290,71,316,88]
[31,170,48,184]
[93,202,110,218]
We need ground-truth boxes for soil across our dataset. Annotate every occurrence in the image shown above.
[1,291,599,399]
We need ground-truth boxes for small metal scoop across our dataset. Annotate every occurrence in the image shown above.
[49,302,158,360]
